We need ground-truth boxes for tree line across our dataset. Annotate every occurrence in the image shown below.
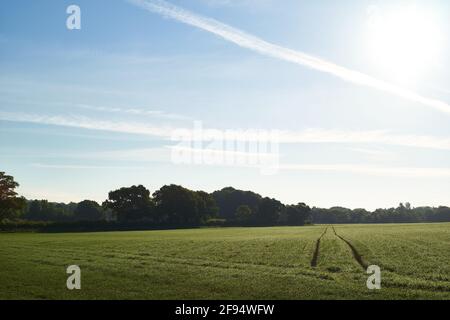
[1,171,450,230]
[5,185,312,227]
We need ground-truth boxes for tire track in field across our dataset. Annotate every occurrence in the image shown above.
[310,226,328,267]
[331,226,368,270]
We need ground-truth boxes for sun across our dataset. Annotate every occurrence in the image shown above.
[366,5,443,84]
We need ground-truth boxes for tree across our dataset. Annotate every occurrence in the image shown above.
[405,202,412,210]
[0,172,26,221]
[195,191,219,222]
[434,206,450,222]
[24,200,73,222]
[26,200,46,221]
[328,207,353,224]
[285,203,311,226]
[350,208,370,223]
[255,197,284,225]
[235,205,253,223]
[74,200,103,221]
[103,185,154,222]
[153,185,202,225]
[212,187,262,220]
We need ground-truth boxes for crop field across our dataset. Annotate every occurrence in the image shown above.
[0,223,449,300]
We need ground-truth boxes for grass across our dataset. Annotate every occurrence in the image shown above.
[0,223,449,299]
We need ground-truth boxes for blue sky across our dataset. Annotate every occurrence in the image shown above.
[0,0,449,209]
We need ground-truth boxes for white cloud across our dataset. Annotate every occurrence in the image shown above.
[30,160,450,179]
[30,163,150,170]
[279,163,450,178]
[1,111,450,150]
[127,0,450,115]
[75,103,192,121]
[277,128,450,150]
[0,98,192,122]
[0,111,174,137]
[200,0,271,8]
[82,147,171,162]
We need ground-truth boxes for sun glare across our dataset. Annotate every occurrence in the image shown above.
[367,5,443,84]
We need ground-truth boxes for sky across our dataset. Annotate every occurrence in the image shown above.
[0,0,449,210]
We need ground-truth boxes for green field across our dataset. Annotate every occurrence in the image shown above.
[1,223,449,300]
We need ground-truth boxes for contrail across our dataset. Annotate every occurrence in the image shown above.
[127,0,450,115]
